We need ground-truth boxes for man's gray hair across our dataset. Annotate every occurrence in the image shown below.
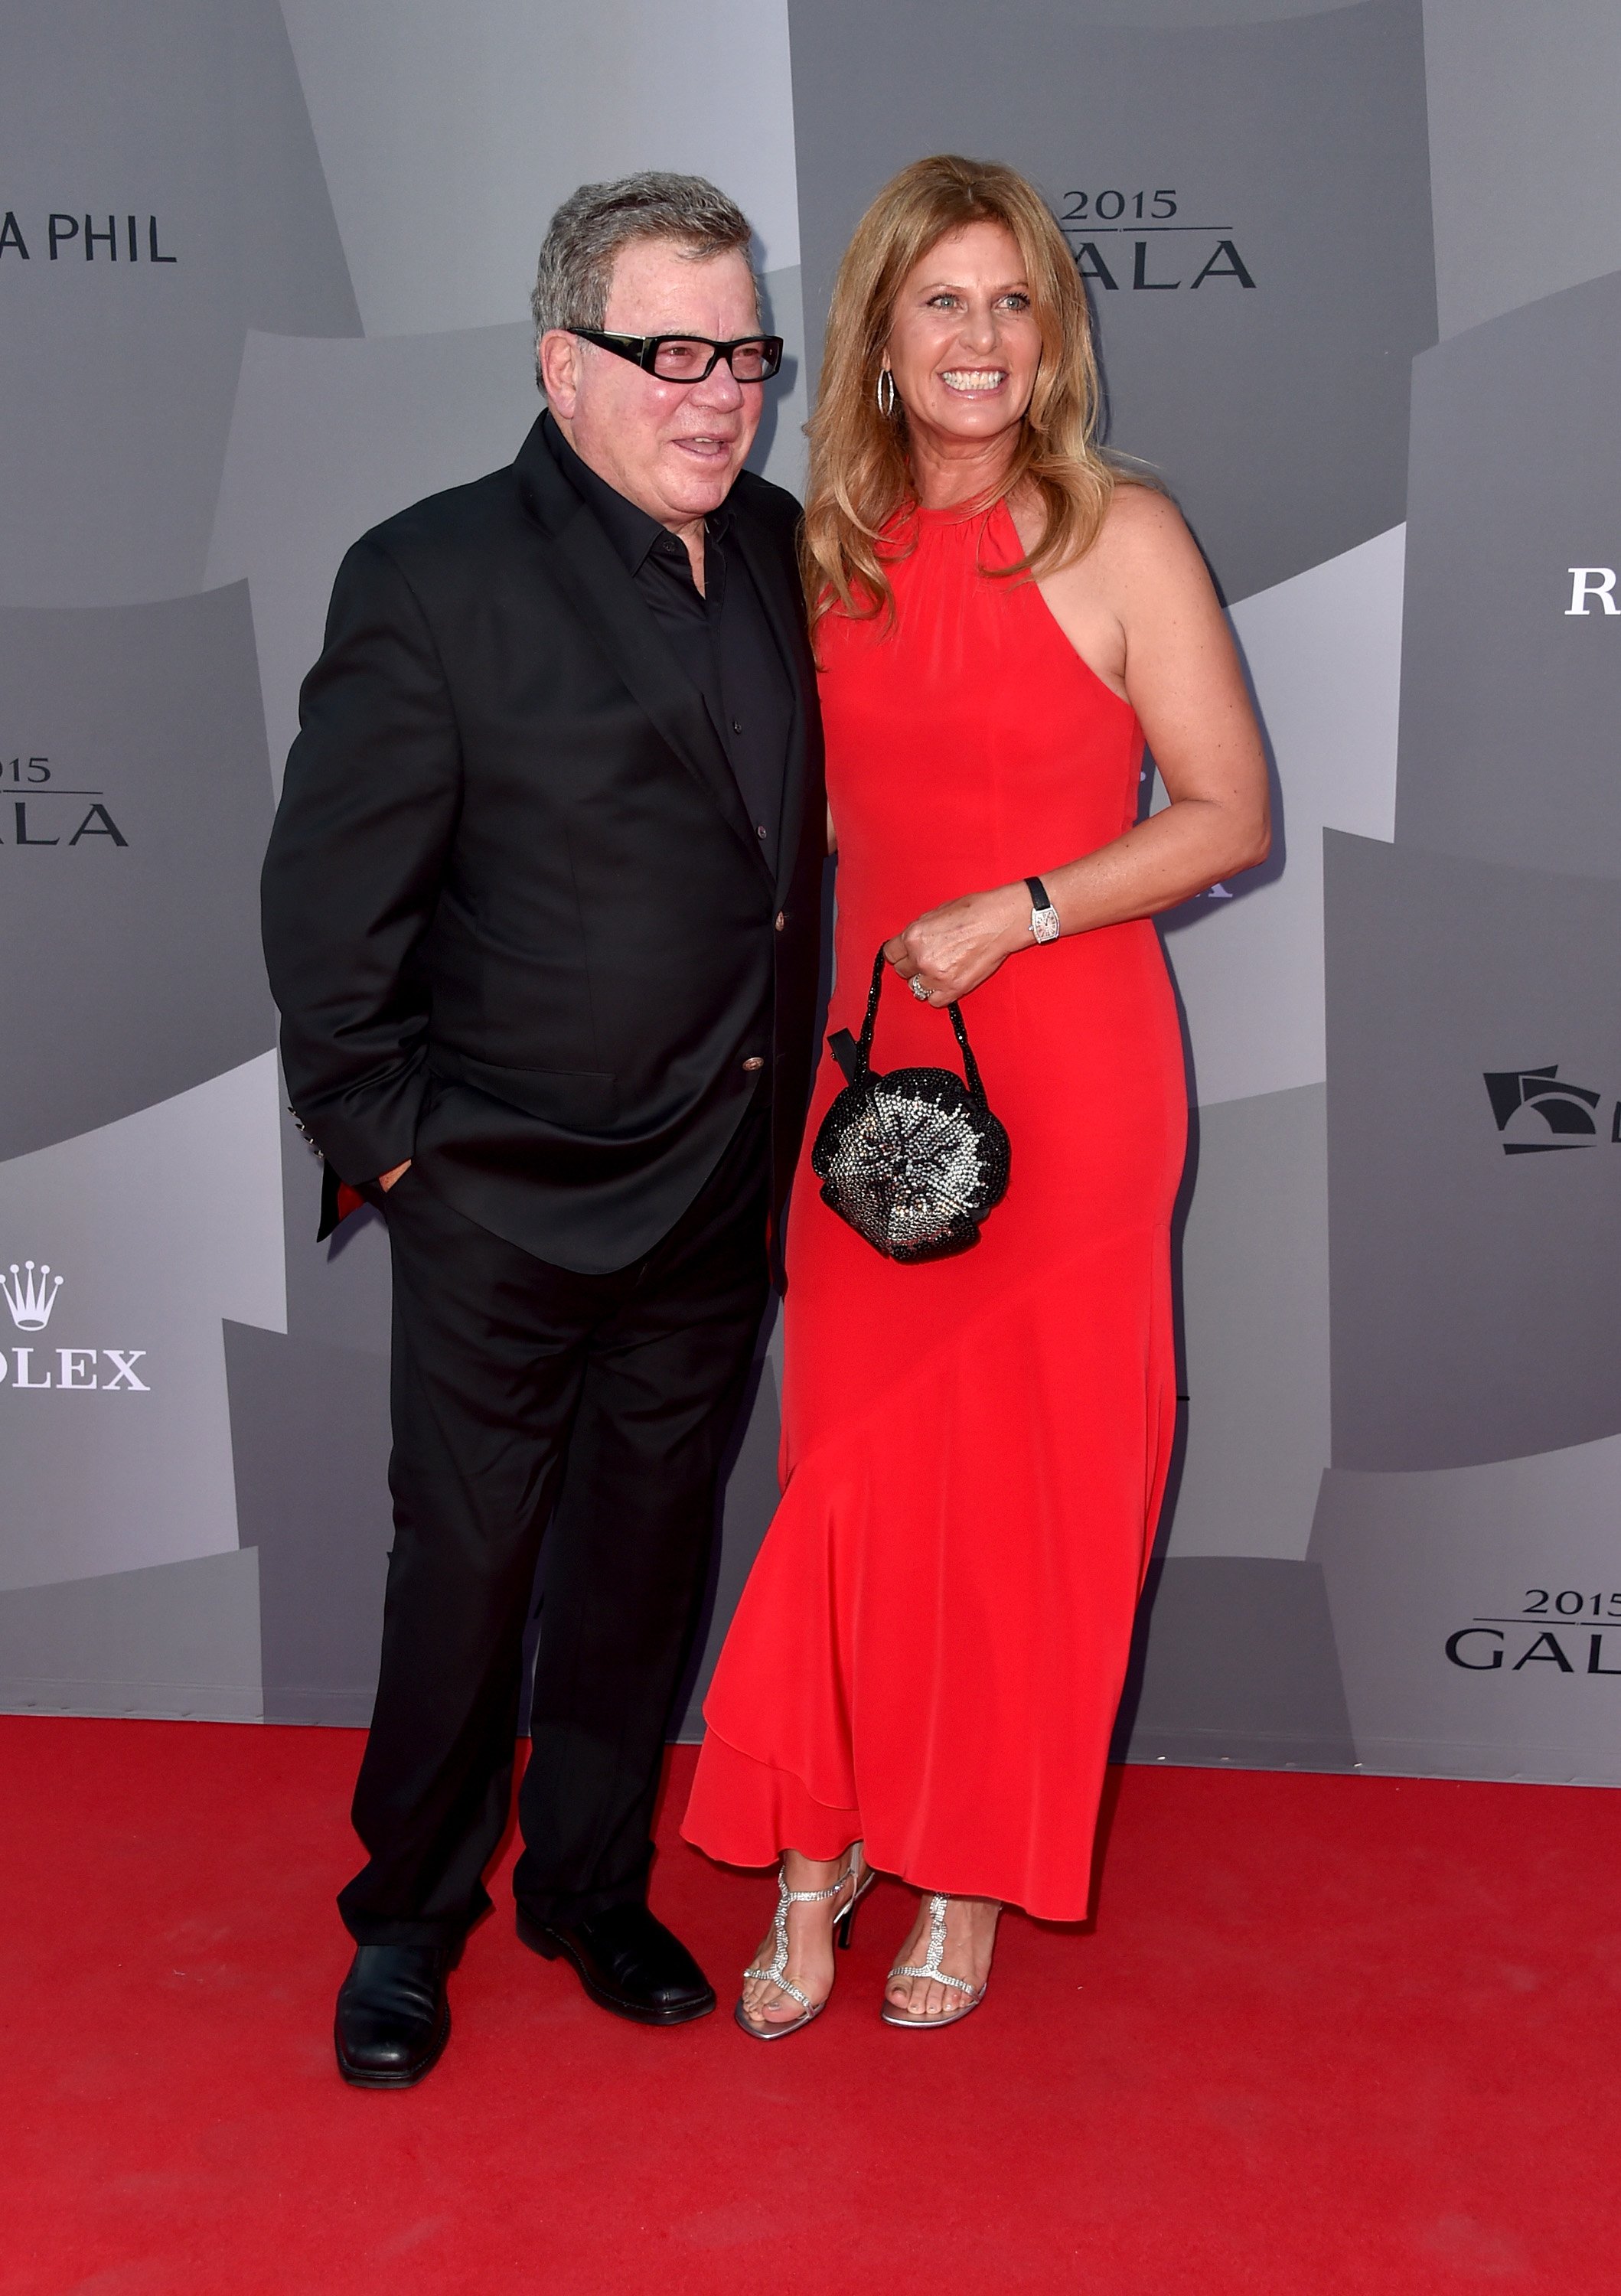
[531,171,758,377]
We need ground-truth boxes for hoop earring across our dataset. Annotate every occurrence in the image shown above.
[876,367,897,418]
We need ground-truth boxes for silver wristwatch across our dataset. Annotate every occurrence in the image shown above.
[1025,875,1061,944]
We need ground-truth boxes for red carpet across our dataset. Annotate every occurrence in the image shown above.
[2,1719,1615,2295]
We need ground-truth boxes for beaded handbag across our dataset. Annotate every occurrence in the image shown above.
[810,949,1010,1264]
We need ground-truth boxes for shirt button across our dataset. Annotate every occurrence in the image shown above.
[756,824,768,840]
[775,910,786,931]
[732,718,744,734]
[742,1055,765,1071]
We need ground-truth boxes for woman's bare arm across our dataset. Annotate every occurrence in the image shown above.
[886,484,1270,1001]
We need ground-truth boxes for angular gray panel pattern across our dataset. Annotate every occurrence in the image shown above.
[1052,0,1369,18]
[279,0,801,336]
[1162,524,1404,1106]
[0,585,276,1159]
[1311,1435,1621,1782]
[1325,830,1621,1473]
[0,0,359,610]
[1395,269,1621,880]
[1167,1084,1329,1562]
[4,0,1608,1798]
[1424,0,1621,340]
[223,1319,393,1727]
[0,1548,260,1721]
[0,1054,284,1596]
[786,0,1436,602]
[1114,1557,1355,1770]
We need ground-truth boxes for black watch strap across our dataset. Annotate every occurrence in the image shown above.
[1026,875,1052,909]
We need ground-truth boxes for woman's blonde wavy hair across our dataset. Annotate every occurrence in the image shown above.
[802,154,1117,634]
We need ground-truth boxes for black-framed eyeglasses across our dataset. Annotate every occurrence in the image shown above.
[572,329,784,383]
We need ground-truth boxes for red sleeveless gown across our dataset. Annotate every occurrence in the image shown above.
[681,500,1186,1919]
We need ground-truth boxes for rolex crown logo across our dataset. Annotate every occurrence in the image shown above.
[3,1260,64,1331]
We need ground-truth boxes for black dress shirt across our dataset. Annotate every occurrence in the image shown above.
[543,413,792,865]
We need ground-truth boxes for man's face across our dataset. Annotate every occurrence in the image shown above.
[541,240,765,530]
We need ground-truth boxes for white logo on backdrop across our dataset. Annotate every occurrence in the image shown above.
[1565,566,1618,616]
[0,1260,148,1391]
[2,1259,62,1329]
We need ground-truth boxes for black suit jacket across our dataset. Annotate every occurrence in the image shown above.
[261,415,825,1276]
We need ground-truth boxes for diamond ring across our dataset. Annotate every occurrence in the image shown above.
[909,976,931,1002]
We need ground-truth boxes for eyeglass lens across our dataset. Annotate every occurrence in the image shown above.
[650,338,779,383]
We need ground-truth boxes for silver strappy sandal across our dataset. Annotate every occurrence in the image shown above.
[734,1844,872,2041]
[881,1893,993,2030]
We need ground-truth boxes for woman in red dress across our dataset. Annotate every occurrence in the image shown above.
[681,155,1270,2032]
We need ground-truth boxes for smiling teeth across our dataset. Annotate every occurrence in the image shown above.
[941,370,1005,390]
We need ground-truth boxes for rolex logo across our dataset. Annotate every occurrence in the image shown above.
[0,1259,147,1393]
[3,1260,62,1331]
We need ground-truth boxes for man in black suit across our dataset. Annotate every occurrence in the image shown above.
[261,173,824,2087]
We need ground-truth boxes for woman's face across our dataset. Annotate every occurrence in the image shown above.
[882,220,1042,452]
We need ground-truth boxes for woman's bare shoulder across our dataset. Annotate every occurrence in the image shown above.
[1014,473,1185,572]
[1094,478,1198,563]
[1085,480,1216,619]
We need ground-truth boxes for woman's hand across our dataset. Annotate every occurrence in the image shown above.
[885,882,1029,1003]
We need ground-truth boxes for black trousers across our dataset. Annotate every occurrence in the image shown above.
[337,1094,771,1948]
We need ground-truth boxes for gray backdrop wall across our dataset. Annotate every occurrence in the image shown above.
[3,0,1618,1790]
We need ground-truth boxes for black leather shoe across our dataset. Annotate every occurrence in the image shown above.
[334,1943,454,2088]
[517,1901,716,2026]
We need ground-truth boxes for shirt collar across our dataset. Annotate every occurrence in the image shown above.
[541,410,732,576]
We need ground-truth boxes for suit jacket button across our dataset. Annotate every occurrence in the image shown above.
[742,1055,765,1071]
[775,910,785,931]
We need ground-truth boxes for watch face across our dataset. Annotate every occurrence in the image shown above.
[1032,907,1061,943]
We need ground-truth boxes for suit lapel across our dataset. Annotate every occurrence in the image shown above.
[729,500,812,905]
[514,422,769,878]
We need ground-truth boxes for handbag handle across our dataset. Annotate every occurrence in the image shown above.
[846,947,990,1105]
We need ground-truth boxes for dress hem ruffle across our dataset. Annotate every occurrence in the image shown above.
[679,1722,860,1867]
[679,1722,1100,1924]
